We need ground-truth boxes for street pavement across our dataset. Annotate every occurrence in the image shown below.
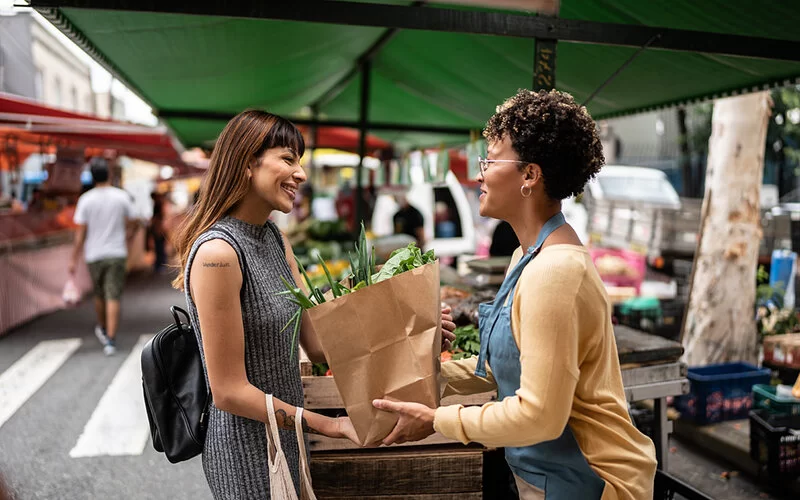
[0,272,210,500]
[0,271,792,499]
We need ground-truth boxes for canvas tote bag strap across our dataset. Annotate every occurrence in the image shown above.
[265,394,299,500]
[293,407,317,500]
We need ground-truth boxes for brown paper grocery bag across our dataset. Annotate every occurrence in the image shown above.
[307,261,443,445]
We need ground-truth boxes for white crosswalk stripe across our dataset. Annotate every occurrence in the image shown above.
[70,334,153,458]
[0,338,83,431]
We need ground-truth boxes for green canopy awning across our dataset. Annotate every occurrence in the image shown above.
[30,1,800,150]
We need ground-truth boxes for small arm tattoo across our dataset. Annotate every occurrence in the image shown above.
[202,261,231,268]
[274,409,322,435]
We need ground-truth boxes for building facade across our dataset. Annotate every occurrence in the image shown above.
[30,14,95,114]
[0,12,36,99]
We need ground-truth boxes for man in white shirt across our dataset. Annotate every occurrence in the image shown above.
[70,158,137,355]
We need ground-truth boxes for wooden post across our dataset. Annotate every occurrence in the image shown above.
[682,91,772,366]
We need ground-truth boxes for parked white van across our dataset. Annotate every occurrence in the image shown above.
[371,151,476,258]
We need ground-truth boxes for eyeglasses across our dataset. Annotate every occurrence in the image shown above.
[477,156,528,176]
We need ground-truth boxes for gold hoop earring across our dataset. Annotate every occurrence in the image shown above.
[520,184,532,198]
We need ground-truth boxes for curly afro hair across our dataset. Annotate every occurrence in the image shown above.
[484,89,604,200]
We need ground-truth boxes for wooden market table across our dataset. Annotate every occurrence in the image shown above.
[303,326,689,498]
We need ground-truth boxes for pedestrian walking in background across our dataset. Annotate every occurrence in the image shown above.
[69,157,138,356]
[392,193,426,248]
[148,191,168,274]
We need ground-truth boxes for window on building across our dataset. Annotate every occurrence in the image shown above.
[71,87,78,111]
[34,70,44,100]
[53,77,62,106]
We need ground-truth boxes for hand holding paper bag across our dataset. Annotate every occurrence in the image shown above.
[371,399,436,445]
[307,261,443,445]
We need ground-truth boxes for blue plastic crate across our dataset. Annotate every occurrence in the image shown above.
[675,362,771,425]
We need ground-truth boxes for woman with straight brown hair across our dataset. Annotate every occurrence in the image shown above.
[171,110,360,499]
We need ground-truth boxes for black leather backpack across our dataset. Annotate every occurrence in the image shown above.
[141,305,210,463]
[141,227,248,463]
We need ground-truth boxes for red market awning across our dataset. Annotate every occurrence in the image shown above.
[447,149,478,187]
[0,92,183,166]
[297,125,391,156]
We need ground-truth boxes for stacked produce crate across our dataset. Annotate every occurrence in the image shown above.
[301,369,504,498]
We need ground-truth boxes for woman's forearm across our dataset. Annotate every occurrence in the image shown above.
[214,382,339,437]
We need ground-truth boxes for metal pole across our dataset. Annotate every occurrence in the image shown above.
[309,105,319,186]
[533,39,556,91]
[533,6,558,91]
[356,61,371,233]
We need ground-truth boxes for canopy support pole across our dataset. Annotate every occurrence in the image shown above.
[356,61,372,234]
[533,4,559,92]
[309,104,319,186]
[533,38,556,91]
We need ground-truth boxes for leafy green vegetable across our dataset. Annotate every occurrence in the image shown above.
[276,220,436,360]
[371,243,436,283]
[351,222,376,288]
[318,258,349,298]
[451,325,480,360]
[278,276,310,360]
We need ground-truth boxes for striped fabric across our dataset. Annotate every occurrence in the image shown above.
[0,244,92,337]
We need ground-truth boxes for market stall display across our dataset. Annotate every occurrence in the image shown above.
[763,333,800,370]
[300,328,689,494]
[282,227,442,445]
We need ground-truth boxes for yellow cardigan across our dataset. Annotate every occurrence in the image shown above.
[434,245,657,500]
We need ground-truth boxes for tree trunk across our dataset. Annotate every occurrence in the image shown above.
[682,92,772,366]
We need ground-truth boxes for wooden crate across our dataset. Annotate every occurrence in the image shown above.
[311,446,484,498]
[302,375,516,498]
[318,495,482,500]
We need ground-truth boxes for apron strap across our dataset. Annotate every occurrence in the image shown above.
[474,212,566,377]
[527,212,567,255]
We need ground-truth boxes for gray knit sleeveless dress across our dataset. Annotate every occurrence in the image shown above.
[184,216,306,499]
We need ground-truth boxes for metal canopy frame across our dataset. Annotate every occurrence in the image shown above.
[30,0,800,62]
[310,0,428,111]
[155,110,474,136]
[29,0,800,224]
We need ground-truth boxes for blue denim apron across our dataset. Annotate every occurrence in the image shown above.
[475,213,605,499]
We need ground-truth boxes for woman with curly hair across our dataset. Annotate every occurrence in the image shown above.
[374,90,657,499]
